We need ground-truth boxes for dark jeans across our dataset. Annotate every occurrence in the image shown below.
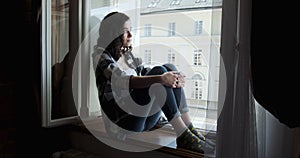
[112,63,189,132]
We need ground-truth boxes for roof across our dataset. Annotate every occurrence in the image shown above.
[140,0,222,14]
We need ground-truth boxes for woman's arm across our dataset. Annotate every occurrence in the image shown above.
[129,71,181,89]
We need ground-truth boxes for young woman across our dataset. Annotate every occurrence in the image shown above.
[93,11,215,153]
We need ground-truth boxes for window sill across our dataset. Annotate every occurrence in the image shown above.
[72,116,215,158]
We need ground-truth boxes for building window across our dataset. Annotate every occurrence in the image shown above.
[148,0,160,8]
[170,0,182,6]
[191,74,204,100]
[192,80,203,99]
[195,20,203,35]
[144,24,152,37]
[144,49,152,65]
[195,0,207,3]
[193,49,202,65]
[167,49,176,64]
[168,22,176,36]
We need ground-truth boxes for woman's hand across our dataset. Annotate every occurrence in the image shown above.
[176,71,186,88]
[161,71,185,88]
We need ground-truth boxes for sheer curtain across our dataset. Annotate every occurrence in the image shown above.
[255,101,300,158]
[216,0,257,157]
[216,0,300,157]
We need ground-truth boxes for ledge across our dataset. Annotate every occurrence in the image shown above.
[71,116,215,158]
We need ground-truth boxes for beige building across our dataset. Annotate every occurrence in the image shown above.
[137,0,222,111]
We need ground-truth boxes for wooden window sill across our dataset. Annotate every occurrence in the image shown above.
[72,116,215,158]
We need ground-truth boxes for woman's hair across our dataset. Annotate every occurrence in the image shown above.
[96,11,130,61]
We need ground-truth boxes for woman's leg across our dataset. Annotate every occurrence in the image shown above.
[131,65,186,132]
[144,66,198,141]
[163,64,216,150]
[101,98,148,132]
[163,64,203,126]
[163,64,205,132]
[144,66,184,129]
[116,111,161,132]
[162,64,190,124]
[113,66,172,132]
[127,65,176,131]
[132,65,212,153]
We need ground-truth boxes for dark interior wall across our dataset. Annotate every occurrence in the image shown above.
[0,0,72,157]
[0,2,18,155]
[1,0,26,157]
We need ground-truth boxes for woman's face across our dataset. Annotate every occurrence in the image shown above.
[122,20,132,47]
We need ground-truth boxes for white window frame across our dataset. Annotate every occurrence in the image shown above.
[193,49,202,66]
[144,49,152,65]
[144,24,152,37]
[168,22,176,36]
[195,20,203,35]
[167,49,176,64]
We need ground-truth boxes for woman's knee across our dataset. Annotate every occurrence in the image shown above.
[163,63,178,71]
[147,66,168,75]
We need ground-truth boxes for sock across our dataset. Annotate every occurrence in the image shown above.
[176,128,205,153]
[187,123,206,141]
[188,123,216,148]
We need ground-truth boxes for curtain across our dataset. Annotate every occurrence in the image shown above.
[216,0,257,157]
[255,101,300,158]
[216,0,300,157]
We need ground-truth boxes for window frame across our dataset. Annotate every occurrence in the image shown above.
[41,0,86,127]
[41,1,221,155]
[195,20,203,35]
[144,49,152,65]
[41,0,222,129]
[144,23,152,37]
[193,49,202,66]
[167,49,176,64]
[168,22,176,36]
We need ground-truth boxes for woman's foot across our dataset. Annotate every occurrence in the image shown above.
[176,128,216,154]
[188,123,216,148]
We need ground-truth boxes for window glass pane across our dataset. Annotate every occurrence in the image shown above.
[51,0,69,65]
[139,1,222,132]
[51,0,78,120]
[89,0,222,133]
